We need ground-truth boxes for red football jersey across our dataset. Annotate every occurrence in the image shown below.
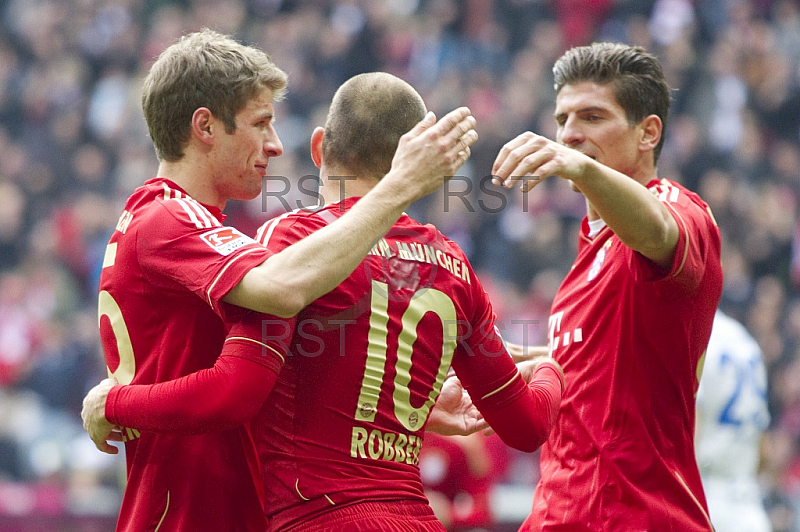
[252,198,559,531]
[524,179,722,531]
[98,178,272,532]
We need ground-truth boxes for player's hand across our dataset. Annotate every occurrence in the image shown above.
[81,378,123,455]
[505,342,550,364]
[516,356,564,384]
[426,375,489,436]
[386,107,478,202]
[491,131,594,192]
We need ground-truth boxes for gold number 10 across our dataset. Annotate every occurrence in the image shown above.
[354,280,457,432]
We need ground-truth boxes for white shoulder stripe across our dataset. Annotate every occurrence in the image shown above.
[185,198,218,228]
[259,210,296,247]
[161,182,185,200]
[160,183,218,228]
[173,197,220,229]
[175,198,206,228]
[254,218,277,245]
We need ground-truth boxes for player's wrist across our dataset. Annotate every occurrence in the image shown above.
[533,360,565,392]
[366,175,414,212]
[104,384,123,425]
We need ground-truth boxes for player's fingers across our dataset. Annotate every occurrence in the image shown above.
[101,441,119,455]
[443,114,477,145]
[107,428,125,442]
[491,132,535,179]
[454,146,472,168]
[455,123,478,152]
[431,107,472,138]
[405,111,436,137]
[91,435,119,455]
[437,115,477,173]
[519,158,564,192]
[499,142,560,189]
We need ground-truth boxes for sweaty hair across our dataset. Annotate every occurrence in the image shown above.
[553,42,672,163]
[142,28,288,162]
[323,72,426,179]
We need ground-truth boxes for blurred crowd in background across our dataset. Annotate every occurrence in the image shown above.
[1,0,800,530]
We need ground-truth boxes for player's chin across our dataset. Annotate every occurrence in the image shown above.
[233,182,263,201]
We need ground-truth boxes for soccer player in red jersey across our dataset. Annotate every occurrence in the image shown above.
[492,42,723,531]
[84,72,564,531]
[86,29,478,532]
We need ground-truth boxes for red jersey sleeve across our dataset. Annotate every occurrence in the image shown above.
[452,273,563,452]
[138,197,272,320]
[255,209,320,252]
[106,311,296,433]
[632,180,721,293]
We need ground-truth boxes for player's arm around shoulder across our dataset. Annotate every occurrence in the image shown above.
[225,108,478,317]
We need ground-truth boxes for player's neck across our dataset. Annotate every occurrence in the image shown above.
[318,165,379,205]
[156,160,226,210]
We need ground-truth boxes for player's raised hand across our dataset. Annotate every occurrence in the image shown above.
[516,357,565,386]
[385,107,478,202]
[81,377,122,455]
[491,131,594,192]
[426,375,489,437]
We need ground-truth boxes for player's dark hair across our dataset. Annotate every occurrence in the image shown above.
[553,42,672,163]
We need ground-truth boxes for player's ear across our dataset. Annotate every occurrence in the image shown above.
[310,127,324,168]
[311,126,325,168]
[638,114,661,154]
[191,108,215,146]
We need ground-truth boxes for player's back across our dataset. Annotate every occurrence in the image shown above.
[696,310,770,478]
[254,198,498,530]
[695,310,771,532]
[99,178,268,531]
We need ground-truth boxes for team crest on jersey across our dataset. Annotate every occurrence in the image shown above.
[200,227,255,256]
[587,240,612,282]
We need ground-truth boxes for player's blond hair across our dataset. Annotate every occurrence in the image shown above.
[323,72,426,179]
[142,28,288,162]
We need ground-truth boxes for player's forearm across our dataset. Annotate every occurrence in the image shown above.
[477,364,563,452]
[106,355,276,434]
[574,162,678,265]
[228,181,410,317]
